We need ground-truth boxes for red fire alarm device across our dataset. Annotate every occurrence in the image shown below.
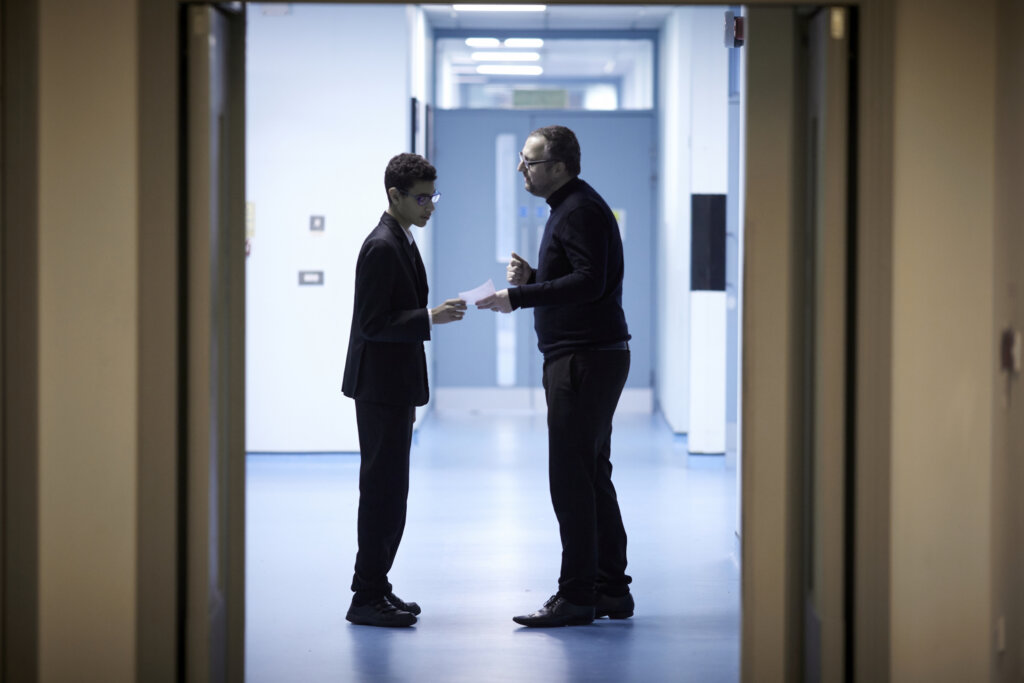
[725,10,745,48]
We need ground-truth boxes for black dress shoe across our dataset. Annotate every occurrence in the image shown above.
[512,595,595,627]
[346,596,417,627]
[387,592,421,616]
[596,592,634,619]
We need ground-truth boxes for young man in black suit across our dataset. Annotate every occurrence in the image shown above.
[478,126,634,627]
[342,153,466,627]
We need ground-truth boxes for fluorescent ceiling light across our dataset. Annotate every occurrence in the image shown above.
[453,5,547,12]
[504,38,544,48]
[477,64,544,75]
[471,51,540,62]
[465,37,501,47]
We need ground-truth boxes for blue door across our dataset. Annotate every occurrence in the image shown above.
[431,110,655,391]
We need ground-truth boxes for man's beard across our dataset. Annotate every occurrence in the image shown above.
[524,174,544,197]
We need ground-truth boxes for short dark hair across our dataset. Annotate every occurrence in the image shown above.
[384,153,437,203]
[529,125,581,176]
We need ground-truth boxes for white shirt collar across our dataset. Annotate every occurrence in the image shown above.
[401,225,414,244]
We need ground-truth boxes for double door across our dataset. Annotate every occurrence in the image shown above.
[431,110,654,392]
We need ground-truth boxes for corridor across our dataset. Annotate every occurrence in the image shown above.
[246,410,739,682]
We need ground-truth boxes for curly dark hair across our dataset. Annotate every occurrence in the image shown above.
[384,153,437,204]
[529,125,581,177]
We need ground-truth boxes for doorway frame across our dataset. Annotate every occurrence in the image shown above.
[129,1,894,682]
[1,1,41,680]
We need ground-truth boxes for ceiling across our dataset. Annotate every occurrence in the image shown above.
[420,4,676,31]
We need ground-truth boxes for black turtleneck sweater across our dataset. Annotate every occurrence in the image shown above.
[507,177,631,359]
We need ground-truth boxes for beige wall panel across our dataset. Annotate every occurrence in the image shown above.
[38,0,139,680]
[890,0,996,680]
[740,9,802,683]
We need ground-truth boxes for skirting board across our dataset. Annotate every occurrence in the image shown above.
[434,387,653,415]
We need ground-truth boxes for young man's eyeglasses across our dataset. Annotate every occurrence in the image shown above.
[398,189,441,207]
[519,152,558,170]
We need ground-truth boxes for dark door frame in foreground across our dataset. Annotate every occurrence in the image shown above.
[184,5,247,682]
[1,1,41,681]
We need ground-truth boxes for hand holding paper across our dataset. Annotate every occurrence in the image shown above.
[476,289,512,314]
[431,298,467,325]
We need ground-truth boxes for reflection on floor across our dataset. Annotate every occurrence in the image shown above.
[246,410,739,683]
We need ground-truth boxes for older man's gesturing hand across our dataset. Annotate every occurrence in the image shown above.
[506,252,533,286]
[476,289,512,314]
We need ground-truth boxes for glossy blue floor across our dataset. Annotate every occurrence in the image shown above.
[246,410,740,683]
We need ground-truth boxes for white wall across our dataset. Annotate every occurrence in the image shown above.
[410,5,433,110]
[621,41,654,110]
[657,8,694,433]
[686,8,729,452]
[246,5,416,452]
[657,7,729,436]
[735,14,747,538]
[689,9,729,195]
[409,6,435,427]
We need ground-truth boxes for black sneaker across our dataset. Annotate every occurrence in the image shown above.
[346,596,417,627]
[512,595,595,627]
[386,592,421,616]
[595,592,634,619]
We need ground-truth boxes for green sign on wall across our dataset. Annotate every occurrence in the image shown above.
[513,89,569,109]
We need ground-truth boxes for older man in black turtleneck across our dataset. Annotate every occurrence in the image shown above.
[478,125,634,628]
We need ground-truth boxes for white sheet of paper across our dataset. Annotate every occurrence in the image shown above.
[458,278,495,305]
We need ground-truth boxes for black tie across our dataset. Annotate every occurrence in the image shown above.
[407,239,427,294]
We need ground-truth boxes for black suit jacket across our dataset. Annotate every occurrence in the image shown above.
[342,212,431,407]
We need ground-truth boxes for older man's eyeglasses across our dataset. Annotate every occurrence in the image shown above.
[399,189,441,206]
[519,152,557,170]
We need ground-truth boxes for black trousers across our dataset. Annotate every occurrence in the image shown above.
[542,349,631,606]
[351,399,415,603]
